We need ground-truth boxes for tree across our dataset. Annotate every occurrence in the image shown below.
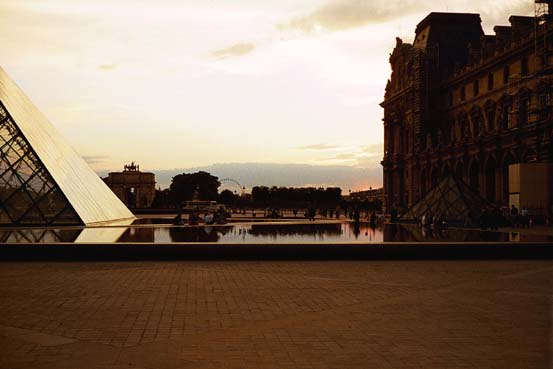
[169,171,220,206]
[218,189,237,205]
[251,186,270,207]
[151,188,172,208]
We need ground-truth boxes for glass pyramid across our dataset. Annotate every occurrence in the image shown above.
[0,102,81,225]
[401,176,496,224]
[0,67,134,226]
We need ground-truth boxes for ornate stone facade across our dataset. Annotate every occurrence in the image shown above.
[381,10,553,212]
[103,163,156,208]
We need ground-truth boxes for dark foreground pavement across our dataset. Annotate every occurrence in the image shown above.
[0,260,551,369]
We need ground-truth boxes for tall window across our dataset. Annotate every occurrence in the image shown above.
[501,104,511,129]
[471,110,482,137]
[503,65,510,84]
[519,98,529,125]
[460,117,467,138]
[521,57,529,76]
[473,80,479,96]
[486,108,496,131]
[538,94,549,120]
[460,85,466,101]
[488,73,494,90]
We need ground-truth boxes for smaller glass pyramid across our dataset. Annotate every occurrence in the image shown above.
[401,176,497,224]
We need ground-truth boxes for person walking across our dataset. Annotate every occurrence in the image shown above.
[510,205,519,227]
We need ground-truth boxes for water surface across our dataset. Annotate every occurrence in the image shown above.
[1,222,551,244]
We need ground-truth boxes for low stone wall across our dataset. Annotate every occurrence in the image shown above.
[0,242,551,261]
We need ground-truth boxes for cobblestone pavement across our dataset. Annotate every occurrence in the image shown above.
[0,260,551,369]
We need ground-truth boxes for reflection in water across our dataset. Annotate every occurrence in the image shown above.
[0,222,551,244]
[118,227,156,243]
[0,228,81,243]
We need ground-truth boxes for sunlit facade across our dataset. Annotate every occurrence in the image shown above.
[381,10,553,212]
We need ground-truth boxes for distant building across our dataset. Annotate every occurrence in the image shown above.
[349,188,384,203]
[103,163,155,208]
[381,6,553,212]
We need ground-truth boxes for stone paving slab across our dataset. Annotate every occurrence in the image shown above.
[0,260,551,369]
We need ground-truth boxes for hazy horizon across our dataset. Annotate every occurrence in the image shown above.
[97,161,383,191]
[1,0,533,189]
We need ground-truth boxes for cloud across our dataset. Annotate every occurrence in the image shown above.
[82,155,110,165]
[279,0,420,33]
[296,143,341,151]
[360,143,383,154]
[211,42,256,59]
[98,64,117,71]
[312,143,384,168]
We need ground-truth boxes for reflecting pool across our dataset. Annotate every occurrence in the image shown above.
[1,222,552,244]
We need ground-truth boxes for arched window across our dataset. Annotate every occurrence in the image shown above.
[502,153,515,205]
[517,89,531,126]
[458,112,468,139]
[485,157,496,202]
[484,100,497,132]
[498,95,512,130]
[470,106,483,137]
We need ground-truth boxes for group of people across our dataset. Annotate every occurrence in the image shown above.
[477,208,503,230]
[509,205,531,228]
[420,213,448,231]
[173,207,229,226]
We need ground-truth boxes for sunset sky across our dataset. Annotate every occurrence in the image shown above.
[0,0,533,189]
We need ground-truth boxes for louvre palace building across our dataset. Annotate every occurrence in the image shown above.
[381,6,553,212]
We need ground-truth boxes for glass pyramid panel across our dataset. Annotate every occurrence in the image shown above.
[0,101,81,226]
[402,176,496,224]
[0,67,134,225]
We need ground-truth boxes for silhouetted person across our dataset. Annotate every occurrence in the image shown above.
[510,205,519,227]
[353,208,360,223]
[390,207,398,223]
[188,212,199,225]
[491,208,501,230]
[309,207,316,221]
[353,222,361,239]
[521,207,529,228]
[370,211,377,227]
[479,209,490,230]
[173,210,184,225]
[432,214,441,231]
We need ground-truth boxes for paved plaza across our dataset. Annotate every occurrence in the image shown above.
[0,260,551,369]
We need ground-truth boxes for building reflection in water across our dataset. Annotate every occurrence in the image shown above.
[0,222,551,244]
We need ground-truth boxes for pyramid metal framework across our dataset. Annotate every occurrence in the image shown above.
[401,176,497,223]
[0,67,134,226]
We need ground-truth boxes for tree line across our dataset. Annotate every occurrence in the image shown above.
[150,170,382,212]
